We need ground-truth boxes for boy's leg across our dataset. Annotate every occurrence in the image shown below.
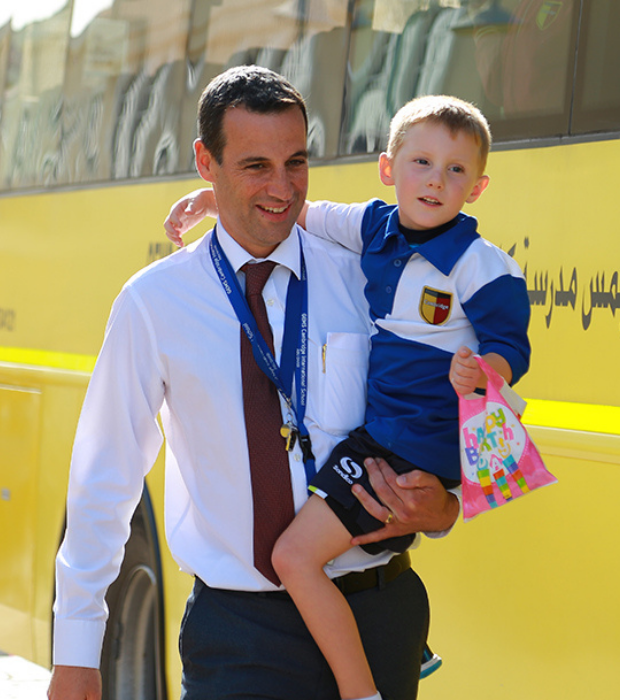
[272,495,378,700]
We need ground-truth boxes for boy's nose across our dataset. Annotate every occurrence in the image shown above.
[427,170,444,189]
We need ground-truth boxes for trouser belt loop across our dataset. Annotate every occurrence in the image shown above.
[377,565,387,591]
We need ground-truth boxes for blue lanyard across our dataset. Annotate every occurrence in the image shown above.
[209,227,316,483]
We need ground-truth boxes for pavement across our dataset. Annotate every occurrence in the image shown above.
[0,653,51,700]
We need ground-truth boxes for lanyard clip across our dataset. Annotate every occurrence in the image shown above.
[299,434,314,463]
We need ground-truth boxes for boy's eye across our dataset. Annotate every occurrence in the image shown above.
[450,165,465,174]
[414,158,429,166]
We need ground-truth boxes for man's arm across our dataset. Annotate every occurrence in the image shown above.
[48,666,102,700]
[53,289,165,674]
[350,458,460,547]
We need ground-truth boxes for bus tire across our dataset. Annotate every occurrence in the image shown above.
[100,494,167,700]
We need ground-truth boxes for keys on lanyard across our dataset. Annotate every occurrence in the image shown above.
[280,422,298,452]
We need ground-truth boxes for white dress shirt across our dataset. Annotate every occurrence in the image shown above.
[53,221,401,668]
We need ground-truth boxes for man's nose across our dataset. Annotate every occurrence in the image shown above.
[267,166,295,199]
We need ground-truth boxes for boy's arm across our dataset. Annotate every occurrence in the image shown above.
[450,346,512,396]
[457,248,531,389]
[164,191,367,255]
[303,200,367,254]
[164,188,217,247]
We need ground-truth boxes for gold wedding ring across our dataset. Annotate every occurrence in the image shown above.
[385,512,395,525]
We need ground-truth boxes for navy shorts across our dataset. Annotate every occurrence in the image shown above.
[309,427,460,555]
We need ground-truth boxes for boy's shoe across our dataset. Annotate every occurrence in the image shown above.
[420,645,443,679]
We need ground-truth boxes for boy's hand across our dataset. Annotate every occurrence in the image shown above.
[163,188,213,247]
[450,346,482,395]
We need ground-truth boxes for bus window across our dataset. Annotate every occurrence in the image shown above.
[467,0,579,140]
[66,0,193,182]
[571,0,620,135]
[339,0,582,153]
[185,0,349,159]
[0,3,71,189]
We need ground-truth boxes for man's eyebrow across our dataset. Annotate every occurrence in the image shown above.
[237,150,309,167]
[290,149,309,160]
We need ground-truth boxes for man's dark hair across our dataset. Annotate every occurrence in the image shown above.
[198,65,308,164]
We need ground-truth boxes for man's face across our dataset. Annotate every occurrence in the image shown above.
[195,106,308,257]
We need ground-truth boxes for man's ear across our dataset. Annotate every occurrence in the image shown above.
[466,174,490,204]
[194,139,216,183]
[378,152,395,187]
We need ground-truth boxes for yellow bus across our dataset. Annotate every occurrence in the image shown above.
[0,1,618,699]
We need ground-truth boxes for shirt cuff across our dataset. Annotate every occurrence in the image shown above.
[53,618,106,668]
[423,484,462,539]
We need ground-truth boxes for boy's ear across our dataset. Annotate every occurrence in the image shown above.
[466,174,490,204]
[379,152,395,186]
[194,139,216,184]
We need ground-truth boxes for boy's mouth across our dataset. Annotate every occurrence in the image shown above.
[419,197,441,206]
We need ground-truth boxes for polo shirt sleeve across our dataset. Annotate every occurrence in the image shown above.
[304,200,368,253]
[462,272,531,384]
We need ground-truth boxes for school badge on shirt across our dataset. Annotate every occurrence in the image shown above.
[419,287,452,325]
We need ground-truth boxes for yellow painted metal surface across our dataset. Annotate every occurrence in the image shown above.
[0,384,41,657]
[0,136,618,696]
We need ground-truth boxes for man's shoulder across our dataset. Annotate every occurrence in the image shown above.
[125,234,209,293]
[299,226,359,260]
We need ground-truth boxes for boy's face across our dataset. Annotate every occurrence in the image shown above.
[379,121,489,231]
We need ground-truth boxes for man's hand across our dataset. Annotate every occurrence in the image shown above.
[48,665,102,700]
[351,458,459,547]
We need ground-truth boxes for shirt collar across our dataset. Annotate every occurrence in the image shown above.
[383,209,479,276]
[214,217,302,279]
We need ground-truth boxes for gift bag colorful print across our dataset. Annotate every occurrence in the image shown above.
[459,356,557,521]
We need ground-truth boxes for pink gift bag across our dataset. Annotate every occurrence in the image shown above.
[459,356,557,521]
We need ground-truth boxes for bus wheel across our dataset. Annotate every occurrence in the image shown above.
[100,501,166,700]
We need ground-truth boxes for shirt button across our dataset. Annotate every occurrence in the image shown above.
[394,259,402,267]
[266,298,275,306]
[386,286,393,294]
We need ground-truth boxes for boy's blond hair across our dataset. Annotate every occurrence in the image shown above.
[387,95,492,174]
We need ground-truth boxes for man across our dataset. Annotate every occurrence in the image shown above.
[49,66,458,700]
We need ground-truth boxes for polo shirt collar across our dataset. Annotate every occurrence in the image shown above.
[382,209,479,276]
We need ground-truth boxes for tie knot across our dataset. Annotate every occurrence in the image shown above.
[243,261,276,297]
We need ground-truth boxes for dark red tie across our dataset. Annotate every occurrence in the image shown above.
[241,261,295,585]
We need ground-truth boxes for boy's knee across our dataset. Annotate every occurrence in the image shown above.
[272,531,303,583]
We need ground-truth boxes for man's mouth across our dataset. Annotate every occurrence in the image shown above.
[259,204,289,214]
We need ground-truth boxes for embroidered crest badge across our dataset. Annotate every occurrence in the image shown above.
[419,287,452,325]
[536,1,563,31]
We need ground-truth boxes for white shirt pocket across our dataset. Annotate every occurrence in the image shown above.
[319,332,370,435]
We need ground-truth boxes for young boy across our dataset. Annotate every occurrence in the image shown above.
[164,95,530,700]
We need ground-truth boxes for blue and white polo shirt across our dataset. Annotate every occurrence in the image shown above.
[306,199,531,481]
